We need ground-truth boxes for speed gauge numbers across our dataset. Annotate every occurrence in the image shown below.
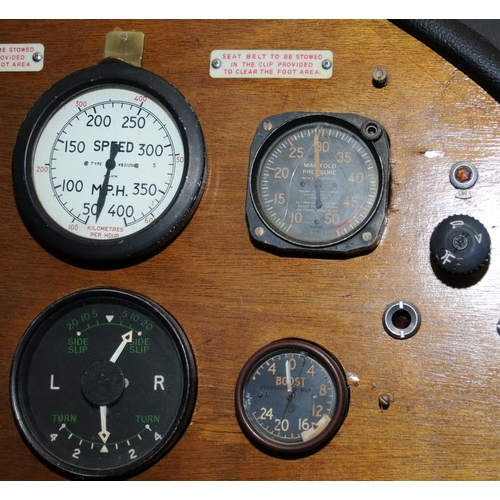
[246,112,390,256]
[33,86,185,239]
[12,61,206,266]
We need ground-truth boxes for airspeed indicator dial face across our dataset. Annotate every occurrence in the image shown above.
[13,62,206,265]
[32,86,185,239]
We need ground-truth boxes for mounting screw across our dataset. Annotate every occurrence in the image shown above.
[322,59,332,70]
[262,121,273,131]
[362,231,373,242]
[32,52,43,63]
[378,393,393,410]
[211,58,222,69]
[372,66,388,88]
[254,226,265,237]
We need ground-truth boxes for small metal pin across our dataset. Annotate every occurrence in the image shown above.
[372,66,388,88]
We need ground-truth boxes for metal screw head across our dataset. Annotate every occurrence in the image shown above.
[211,58,222,69]
[362,231,373,242]
[254,227,265,237]
[452,234,469,251]
[32,52,43,63]
[378,393,393,410]
[321,59,332,70]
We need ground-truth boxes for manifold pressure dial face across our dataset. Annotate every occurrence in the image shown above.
[235,339,349,457]
[10,288,197,479]
[12,61,206,266]
[246,112,391,256]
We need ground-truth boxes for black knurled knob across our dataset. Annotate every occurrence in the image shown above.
[430,214,490,275]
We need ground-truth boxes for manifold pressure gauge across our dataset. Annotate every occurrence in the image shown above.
[235,339,349,457]
[12,31,206,267]
[246,112,390,256]
[10,288,197,479]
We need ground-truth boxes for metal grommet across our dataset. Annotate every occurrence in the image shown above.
[360,120,382,141]
[383,300,421,340]
[449,161,478,190]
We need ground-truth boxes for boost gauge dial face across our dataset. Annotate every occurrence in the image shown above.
[10,288,197,479]
[235,339,349,457]
[246,112,390,256]
[13,61,206,266]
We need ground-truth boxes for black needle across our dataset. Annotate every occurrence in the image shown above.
[314,131,323,209]
[95,141,119,223]
[314,178,323,209]
[281,356,306,416]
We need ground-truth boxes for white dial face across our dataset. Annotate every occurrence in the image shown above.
[32,85,185,240]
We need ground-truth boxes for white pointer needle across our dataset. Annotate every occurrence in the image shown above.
[285,360,292,392]
[98,405,110,444]
[109,330,133,363]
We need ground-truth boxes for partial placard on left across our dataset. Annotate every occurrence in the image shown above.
[0,44,44,72]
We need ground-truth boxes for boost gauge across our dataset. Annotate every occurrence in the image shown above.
[10,287,197,479]
[246,112,390,256]
[235,339,349,457]
[12,32,206,266]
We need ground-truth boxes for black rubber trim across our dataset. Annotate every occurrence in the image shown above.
[391,20,500,103]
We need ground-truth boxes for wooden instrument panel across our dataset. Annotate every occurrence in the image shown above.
[1,19,500,480]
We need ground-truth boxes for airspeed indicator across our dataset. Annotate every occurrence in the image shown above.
[13,60,206,266]
[34,89,182,234]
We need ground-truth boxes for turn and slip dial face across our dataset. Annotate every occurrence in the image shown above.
[10,288,197,479]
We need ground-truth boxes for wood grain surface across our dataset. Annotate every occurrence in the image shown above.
[2,19,500,481]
